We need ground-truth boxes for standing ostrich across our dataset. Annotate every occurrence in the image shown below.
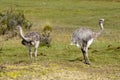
[71,19,104,65]
[16,25,40,59]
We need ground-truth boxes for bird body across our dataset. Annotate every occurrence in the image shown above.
[71,19,104,64]
[22,32,40,46]
[16,25,40,59]
[71,28,95,47]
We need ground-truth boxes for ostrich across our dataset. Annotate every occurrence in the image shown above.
[16,25,40,59]
[71,19,104,65]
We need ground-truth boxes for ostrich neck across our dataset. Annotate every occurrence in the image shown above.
[99,23,104,31]
[95,23,104,38]
[19,27,26,40]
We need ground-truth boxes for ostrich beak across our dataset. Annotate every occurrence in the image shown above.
[99,19,104,22]
[16,25,22,30]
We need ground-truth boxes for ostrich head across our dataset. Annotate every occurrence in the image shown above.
[16,25,22,30]
[99,19,104,23]
[16,25,30,41]
[99,19,104,30]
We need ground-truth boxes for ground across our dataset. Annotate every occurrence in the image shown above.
[0,0,120,80]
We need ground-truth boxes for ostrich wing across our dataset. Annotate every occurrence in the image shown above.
[74,28,94,41]
[24,32,40,42]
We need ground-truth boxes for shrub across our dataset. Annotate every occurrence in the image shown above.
[40,24,52,47]
[0,8,32,39]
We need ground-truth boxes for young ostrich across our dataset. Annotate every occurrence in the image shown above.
[16,25,40,59]
[71,19,104,65]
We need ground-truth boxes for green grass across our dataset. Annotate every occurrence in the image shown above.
[0,0,120,80]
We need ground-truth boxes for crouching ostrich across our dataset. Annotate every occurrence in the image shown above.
[71,19,104,65]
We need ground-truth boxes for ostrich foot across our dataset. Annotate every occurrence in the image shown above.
[85,61,91,65]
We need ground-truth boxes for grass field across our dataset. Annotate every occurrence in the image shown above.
[0,0,120,80]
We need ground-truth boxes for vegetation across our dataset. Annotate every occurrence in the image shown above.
[40,23,52,47]
[0,0,120,80]
[0,8,32,39]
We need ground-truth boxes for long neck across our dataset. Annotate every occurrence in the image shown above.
[19,26,24,39]
[99,22,104,31]
[95,22,104,38]
[18,26,30,42]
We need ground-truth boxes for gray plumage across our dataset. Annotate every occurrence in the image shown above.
[22,32,40,46]
[71,19,104,64]
[71,28,94,46]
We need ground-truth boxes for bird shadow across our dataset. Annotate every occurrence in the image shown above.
[68,57,83,62]
[91,49,99,53]
[106,45,120,51]
[38,53,47,56]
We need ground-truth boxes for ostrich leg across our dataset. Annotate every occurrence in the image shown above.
[81,41,91,65]
[81,47,90,65]
[81,39,93,65]
[28,46,32,59]
[34,41,40,60]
